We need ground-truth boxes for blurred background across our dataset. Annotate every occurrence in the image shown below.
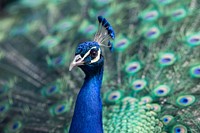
[0,0,199,133]
[0,0,16,11]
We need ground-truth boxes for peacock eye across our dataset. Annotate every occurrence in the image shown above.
[176,95,196,107]
[172,124,187,133]
[90,49,98,58]
[161,115,174,126]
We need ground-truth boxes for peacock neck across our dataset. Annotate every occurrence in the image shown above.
[69,67,104,133]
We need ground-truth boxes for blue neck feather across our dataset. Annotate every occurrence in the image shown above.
[69,66,104,133]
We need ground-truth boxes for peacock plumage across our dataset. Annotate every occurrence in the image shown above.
[0,0,200,133]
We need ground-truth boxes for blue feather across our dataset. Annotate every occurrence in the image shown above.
[69,64,104,133]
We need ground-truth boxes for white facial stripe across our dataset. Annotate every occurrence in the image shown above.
[82,46,97,60]
[69,46,101,71]
[73,46,101,65]
[91,49,101,63]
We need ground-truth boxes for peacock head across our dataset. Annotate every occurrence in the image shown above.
[69,41,104,75]
[69,16,115,75]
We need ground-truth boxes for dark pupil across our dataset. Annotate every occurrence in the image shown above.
[164,118,168,122]
[176,128,181,132]
[90,49,97,58]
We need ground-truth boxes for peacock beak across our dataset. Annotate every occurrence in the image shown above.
[69,55,84,71]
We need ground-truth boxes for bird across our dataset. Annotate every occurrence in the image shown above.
[0,0,200,133]
[69,16,115,133]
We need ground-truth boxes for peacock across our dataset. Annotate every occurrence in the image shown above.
[0,0,200,133]
[69,16,115,133]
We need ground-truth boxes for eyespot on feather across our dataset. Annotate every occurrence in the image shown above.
[131,79,147,91]
[153,85,171,97]
[172,124,187,133]
[176,95,196,107]
[125,61,142,75]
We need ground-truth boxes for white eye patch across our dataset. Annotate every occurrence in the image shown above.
[82,46,101,64]
[91,48,101,63]
[69,46,101,71]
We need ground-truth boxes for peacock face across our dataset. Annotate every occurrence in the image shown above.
[69,41,104,73]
